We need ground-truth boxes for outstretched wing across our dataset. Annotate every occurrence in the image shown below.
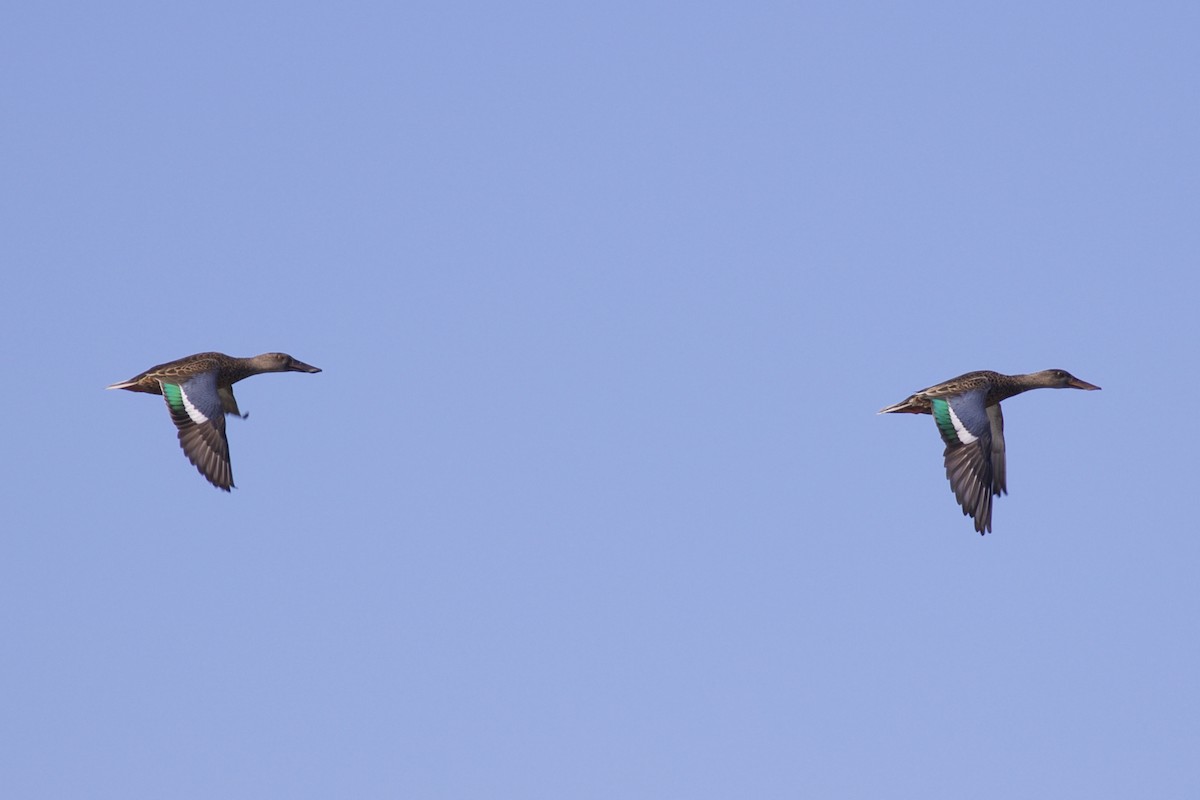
[987,404,1006,497]
[160,372,234,490]
[930,389,1002,534]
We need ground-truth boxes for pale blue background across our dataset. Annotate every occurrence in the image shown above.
[3,3,1197,798]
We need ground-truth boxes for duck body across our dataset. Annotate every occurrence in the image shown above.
[108,352,321,490]
[880,369,1100,534]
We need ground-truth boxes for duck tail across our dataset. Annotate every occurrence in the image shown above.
[878,396,926,414]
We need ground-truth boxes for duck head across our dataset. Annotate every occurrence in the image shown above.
[253,353,322,374]
[1033,369,1100,391]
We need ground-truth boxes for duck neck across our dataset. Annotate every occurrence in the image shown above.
[992,373,1046,403]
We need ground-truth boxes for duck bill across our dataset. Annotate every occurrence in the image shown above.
[289,359,322,374]
[1068,377,1100,390]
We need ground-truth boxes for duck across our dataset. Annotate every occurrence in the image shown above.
[108,352,321,490]
[879,369,1100,534]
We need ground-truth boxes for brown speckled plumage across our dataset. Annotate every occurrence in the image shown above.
[108,352,321,490]
[880,369,1100,534]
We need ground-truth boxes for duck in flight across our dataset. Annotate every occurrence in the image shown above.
[108,352,321,490]
[879,369,1100,534]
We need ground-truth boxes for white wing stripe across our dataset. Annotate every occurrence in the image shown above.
[179,387,211,425]
[947,404,978,444]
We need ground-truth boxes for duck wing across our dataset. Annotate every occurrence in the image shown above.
[160,371,234,490]
[987,404,1006,497]
[931,388,1001,534]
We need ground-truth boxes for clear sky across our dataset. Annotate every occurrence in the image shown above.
[3,2,1198,797]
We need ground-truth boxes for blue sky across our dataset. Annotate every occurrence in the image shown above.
[3,2,1198,797]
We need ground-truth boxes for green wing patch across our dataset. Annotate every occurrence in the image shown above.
[162,383,185,412]
[930,398,958,444]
